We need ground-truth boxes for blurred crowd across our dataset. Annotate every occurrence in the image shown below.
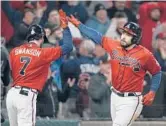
[1,1,166,121]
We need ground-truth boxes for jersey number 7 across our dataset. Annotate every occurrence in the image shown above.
[19,56,31,76]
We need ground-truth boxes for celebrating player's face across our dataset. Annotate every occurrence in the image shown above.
[120,32,133,48]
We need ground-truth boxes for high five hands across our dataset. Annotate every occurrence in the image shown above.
[59,9,81,28]
[59,9,68,29]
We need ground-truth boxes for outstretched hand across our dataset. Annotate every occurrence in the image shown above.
[59,9,68,29]
[67,15,81,27]
[67,78,76,87]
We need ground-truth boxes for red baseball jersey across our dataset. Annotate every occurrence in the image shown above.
[102,37,161,92]
[9,43,62,92]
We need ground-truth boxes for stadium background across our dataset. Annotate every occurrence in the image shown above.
[1,1,166,126]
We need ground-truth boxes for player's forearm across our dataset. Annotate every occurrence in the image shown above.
[78,23,103,45]
[61,27,73,55]
[150,71,162,92]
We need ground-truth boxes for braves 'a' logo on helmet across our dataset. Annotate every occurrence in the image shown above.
[120,22,142,45]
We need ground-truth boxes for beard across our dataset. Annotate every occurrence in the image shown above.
[121,43,132,48]
[120,39,132,48]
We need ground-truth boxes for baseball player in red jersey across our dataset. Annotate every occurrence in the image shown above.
[68,15,162,126]
[6,10,73,126]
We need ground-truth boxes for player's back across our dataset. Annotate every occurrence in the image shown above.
[10,43,61,92]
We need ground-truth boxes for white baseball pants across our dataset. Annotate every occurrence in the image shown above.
[111,91,143,126]
[6,87,37,126]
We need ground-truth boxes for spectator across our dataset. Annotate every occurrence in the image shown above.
[83,1,113,16]
[138,2,166,52]
[60,40,103,119]
[39,1,61,26]
[107,1,137,22]
[2,1,46,28]
[85,4,110,35]
[37,69,75,118]
[61,39,99,98]
[61,1,89,23]
[76,73,91,119]
[46,9,60,26]
[105,12,128,40]
[88,61,111,119]
[152,22,166,43]
[9,8,36,48]
[48,25,63,45]
[92,45,109,65]
[62,39,99,80]
[1,37,10,99]
[2,1,46,49]
[1,37,10,123]
[37,71,59,118]
[93,45,107,58]
[154,32,166,72]
[43,22,53,39]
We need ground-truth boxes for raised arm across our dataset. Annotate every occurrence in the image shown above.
[68,15,118,54]
[59,10,73,55]
[68,15,103,45]
[2,1,23,27]
[41,10,73,62]
[61,27,73,55]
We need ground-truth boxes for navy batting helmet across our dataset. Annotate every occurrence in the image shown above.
[120,22,142,44]
[26,24,48,42]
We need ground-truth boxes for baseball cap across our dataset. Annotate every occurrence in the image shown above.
[94,4,106,14]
